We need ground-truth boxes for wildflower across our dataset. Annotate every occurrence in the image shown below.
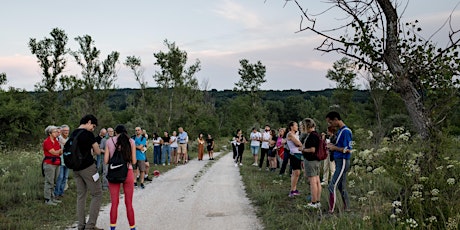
[431,197,439,201]
[446,164,454,169]
[426,216,437,223]
[406,218,418,228]
[430,189,439,196]
[410,191,422,200]
[395,208,402,214]
[392,200,402,207]
[367,190,376,196]
[419,177,428,182]
[358,197,368,202]
[412,184,423,191]
[447,178,455,185]
[362,216,370,221]
[366,166,373,172]
[390,214,396,219]
[349,180,355,188]
[367,130,373,139]
[436,166,444,170]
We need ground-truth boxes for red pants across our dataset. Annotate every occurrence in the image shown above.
[109,169,135,227]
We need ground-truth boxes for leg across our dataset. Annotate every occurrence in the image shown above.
[328,158,346,213]
[83,165,102,229]
[109,180,121,226]
[123,169,136,227]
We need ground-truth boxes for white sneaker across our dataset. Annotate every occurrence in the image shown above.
[239,163,243,166]
[307,202,319,209]
[321,181,328,186]
[45,200,57,206]
[252,163,258,166]
[235,163,238,167]
[162,163,165,166]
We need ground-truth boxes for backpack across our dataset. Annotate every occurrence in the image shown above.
[63,129,85,170]
[106,139,129,183]
[312,132,328,161]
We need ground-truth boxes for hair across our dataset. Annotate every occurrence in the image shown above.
[252,127,257,131]
[236,129,241,134]
[153,132,159,139]
[80,114,98,126]
[302,118,316,130]
[45,125,58,135]
[326,111,342,121]
[287,121,297,132]
[114,125,133,163]
[270,129,276,137]
[60,124,69,130]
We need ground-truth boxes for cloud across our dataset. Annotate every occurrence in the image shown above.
[0,55,41,90]
[213,0,263,29]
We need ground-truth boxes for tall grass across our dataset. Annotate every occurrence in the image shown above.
[238,128,460,229]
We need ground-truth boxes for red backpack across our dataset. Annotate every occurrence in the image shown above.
[313,132,328,161]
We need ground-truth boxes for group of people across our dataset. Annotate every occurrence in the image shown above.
[231,111,353,213]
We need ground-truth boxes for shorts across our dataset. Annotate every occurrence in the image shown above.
[305,160,320,177]
[267,148,276,157]
[133,160,146,172]
[251,145,260,155]
[289,154,302,170]
[207,146,213,152]
[178,143,187,154]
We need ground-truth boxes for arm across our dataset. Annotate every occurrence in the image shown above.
[92,142,101,155]
[288,133,302,147]
[131,141,137,165]
[104,142,110,164]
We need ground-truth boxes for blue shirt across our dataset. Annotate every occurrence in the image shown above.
[133,135,146,161]
[178,131,188,144]
[333,126,352,160]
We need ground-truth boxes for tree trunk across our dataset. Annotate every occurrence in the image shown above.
[377,0,433,140]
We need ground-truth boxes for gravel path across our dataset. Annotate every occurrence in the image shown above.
[82,152,262,230]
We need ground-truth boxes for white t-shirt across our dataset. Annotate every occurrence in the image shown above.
[170,136,178,148]
[261,131,271,149]
[250,131,261,147]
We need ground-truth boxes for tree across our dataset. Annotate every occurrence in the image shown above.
[28,28,68,124]
[326,57,357,117]
[124,56,148,116]
[288,0,460,140]
[71,35,119,121]
[234,59,267,125]
[153,39,201,131]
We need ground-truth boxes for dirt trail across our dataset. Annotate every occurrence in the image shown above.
[70,151,262,230]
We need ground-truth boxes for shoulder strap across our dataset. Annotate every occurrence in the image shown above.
[335,127,351,145]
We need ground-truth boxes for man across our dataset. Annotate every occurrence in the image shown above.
[259,125,271,170]
[95,128,107,173]
[250,127,261,166]
[177,127,188,164]
[101,127,114,189]
[325,111,353,214]
[132,127,147,189]
[71,114,102,230]
[54,124,70,199]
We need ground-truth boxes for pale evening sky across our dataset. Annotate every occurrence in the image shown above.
[0,0,459,91]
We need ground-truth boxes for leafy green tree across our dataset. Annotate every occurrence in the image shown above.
[234,59,267,125]
[71,35,119,124]
[124,56,148,117]
[28,27,68,124]
[326,57,357,117]
[152,39,201,131]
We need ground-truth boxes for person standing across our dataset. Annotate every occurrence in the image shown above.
[249,127,261,166]
[43,125,63,205]
[177,127,189,164]
[95,128,107,173]
[132,127,147,189]
[267,129,277,172]
[71,114,102,230]
[170,131,179,164]
[326,111,353,214]
[54,124,70,199]
[259,125,271,170]
[104,125,137,230]
[234,129,246,166]
[161,131,171,165]
[152,133,162,165]
[286,121,303,198]
[101,127,115,189]
[321,126,337,185]
[197,133,205,161]
[301,118,322,208]
[206,134,215,160]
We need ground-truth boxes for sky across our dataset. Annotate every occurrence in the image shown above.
[1,0,459,91]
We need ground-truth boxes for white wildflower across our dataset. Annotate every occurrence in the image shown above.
[430,189,439,196]
[392,201,402,207]
[358,197,368,202]
[367,130,373,139]
[431,197,439,201]
[412,184,423,190]
[390,214,397,219]
[366,166,373,172]
[406,218,418,228]
[419,177,428,182]
[367,190,376,196]
[426,216,437,223]
[446,164,454,169]
[436,166,444,170]
[395,208,402,214]
[447,178,455,185]
[362,215,370,221]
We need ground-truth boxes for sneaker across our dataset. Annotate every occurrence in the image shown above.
[288,191,295,198]
[306,202,319,209]
[292,190,300,196]
[45,199,57,206]
[134,182,138,188]
[52,198,62,203]
[235,163,238,167]
[140,183,145,189]
[239,163,243,166]
[321,181,328,186]
[252,163,258,166]
[144,177,152,182]
[162,163,165,166]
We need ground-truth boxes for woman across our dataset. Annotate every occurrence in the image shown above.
[152,133,162,165]
[234,129,246,166]
[286,121,303,197]
[206,134,215,160]
[197,133,205,161]
[170,131,179,164]
[104,125,137,230]
[42,125,63,205]
[301,118,322,208]
[268,129,278,172]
